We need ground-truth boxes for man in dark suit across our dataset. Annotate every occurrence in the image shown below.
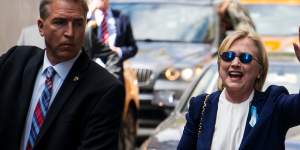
[84,0,138,81]
[0,0,124,149]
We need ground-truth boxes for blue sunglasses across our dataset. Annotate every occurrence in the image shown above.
[220,51,259,64]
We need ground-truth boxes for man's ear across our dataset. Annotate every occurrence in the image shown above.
[37,19,45,37]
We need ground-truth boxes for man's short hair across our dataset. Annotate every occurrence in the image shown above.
[39,0,89,19]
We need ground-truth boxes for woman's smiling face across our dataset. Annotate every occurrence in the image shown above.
[219,37,261,94]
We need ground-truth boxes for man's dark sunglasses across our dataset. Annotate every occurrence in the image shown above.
[220,51,259,64]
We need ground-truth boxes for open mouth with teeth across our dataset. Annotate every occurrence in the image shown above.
[229,71,243,79]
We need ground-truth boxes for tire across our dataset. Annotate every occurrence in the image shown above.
[119,107,137,150]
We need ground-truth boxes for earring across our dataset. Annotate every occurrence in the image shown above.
[257,75,260,79]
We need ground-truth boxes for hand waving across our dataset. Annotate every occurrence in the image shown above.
[293,26,300,62]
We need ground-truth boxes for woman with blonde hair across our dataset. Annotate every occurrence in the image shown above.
[178,28,300,149]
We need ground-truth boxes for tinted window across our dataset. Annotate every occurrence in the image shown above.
[111,3,215,43]
[245,5,300,36]
[264,64,300,93]
[183,64,218,112]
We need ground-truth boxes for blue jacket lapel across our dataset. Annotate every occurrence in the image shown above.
[239,90,274,149]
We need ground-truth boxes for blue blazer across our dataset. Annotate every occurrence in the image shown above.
[178,85,300,150]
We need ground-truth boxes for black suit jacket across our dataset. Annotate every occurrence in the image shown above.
[0,46,125,150]
[84,9,138,81]
[112,9,138,61]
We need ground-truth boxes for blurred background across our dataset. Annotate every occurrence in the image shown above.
[0,0,40,54]
[2,0,300,150]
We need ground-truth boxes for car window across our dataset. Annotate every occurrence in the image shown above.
[264,64,300,93]
[190,65,218,97]
[183,64,218,112]
[245,5,300,36]
[111,3,216,43]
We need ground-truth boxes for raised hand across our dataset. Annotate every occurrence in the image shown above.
[293,26,300,62]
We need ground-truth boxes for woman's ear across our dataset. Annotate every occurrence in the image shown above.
[258,65,263,79]
[257,69,263,79]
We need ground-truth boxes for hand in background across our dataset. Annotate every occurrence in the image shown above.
[293,26,300,62]
[87,20,97,29]
[109,45,122,58]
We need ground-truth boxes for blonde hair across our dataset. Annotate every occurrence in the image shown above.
[217,29,268,91]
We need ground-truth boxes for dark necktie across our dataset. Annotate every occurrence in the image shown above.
[101,11,109,44]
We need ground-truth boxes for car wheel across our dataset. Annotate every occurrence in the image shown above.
[119,107,137,150]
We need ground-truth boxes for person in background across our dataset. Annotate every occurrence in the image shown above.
[0,0,124,149]
[84,0,138,82]
[218,0,255,42]
[177,28,300,149]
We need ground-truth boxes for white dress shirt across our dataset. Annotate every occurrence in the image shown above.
[20,51,81,150]
[211,89,254,150]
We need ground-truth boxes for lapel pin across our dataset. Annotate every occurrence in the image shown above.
[73,76,80,82]
[249,106,258,127]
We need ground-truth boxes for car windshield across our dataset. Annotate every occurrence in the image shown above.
[245,5,300,36]
[183,62,300,112]
[264,64,300,93]
[111,2,214,43]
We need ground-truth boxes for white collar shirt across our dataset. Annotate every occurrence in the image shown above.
[211,89,254,150]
